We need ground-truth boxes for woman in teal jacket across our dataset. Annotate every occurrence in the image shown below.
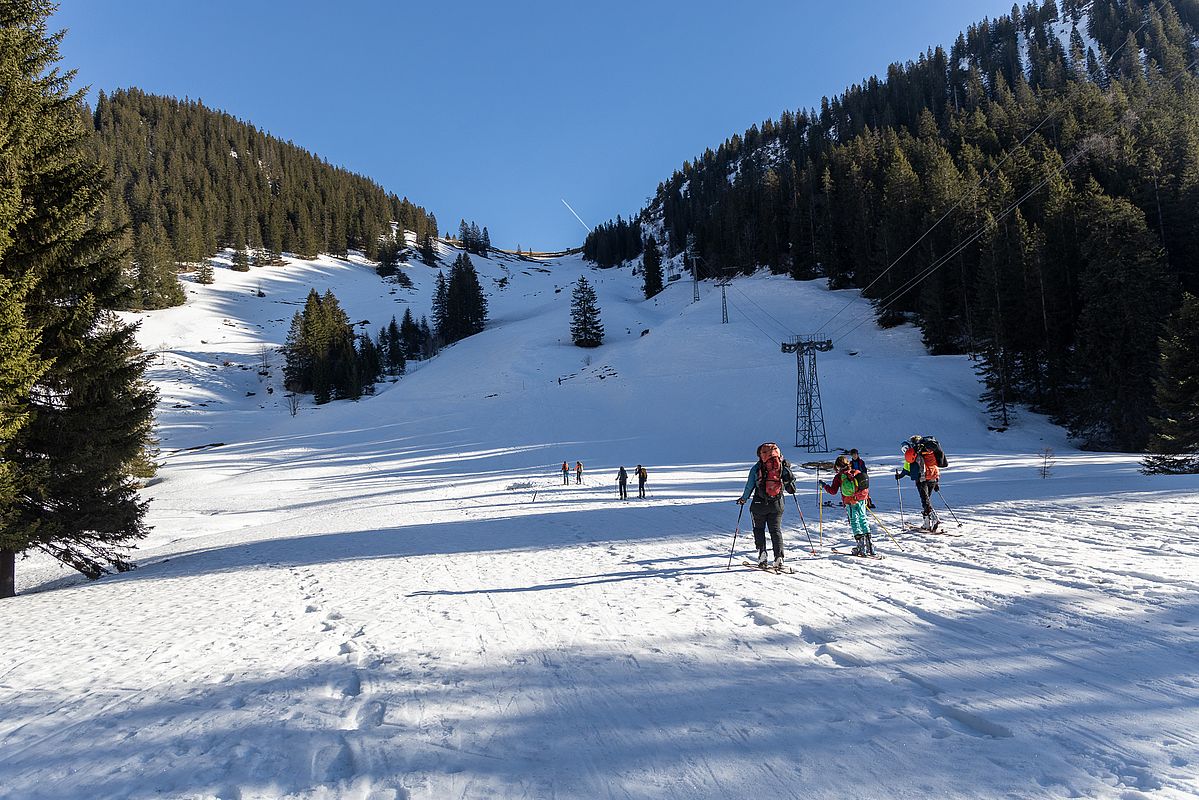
[737,442,797,568]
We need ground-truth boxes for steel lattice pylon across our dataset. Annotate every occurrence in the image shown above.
[782,335,833,451]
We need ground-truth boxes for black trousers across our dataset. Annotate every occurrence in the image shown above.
[752,512,784,559]
[618,481,627,499]
[638,481,646,498]
[916,480,939,515]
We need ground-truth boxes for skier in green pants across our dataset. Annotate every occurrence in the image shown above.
[821,454,874,556]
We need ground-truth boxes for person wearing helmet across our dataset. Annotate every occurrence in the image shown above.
[736,442,797,569]
[821,454,875,556]
[896,435,941,531]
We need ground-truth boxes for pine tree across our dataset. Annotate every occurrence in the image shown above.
[231,245,250,272]
[1144,293,1199,472]
[419,230,437,266]
[399,307,421,360]
[0,276,48,593]
[642,235,664,298]
[431,271,449,342]
[444,252,487,342]
[131,219,185,309]
[1,2,158,596]
[569,276,604,348]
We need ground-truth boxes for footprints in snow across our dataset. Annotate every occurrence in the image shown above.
[290,568,400,792]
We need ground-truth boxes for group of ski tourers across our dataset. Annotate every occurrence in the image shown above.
[615,465,648,499]
[561,461,649,499]
[736,436,949,571]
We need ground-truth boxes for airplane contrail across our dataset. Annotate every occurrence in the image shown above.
[561,199,592,233]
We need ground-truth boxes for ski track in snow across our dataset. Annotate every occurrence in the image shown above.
[1,248,1197,799]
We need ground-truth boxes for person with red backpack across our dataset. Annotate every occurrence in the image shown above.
[896,435,943,531]
[736,442,797,569]
[821,454,874,556]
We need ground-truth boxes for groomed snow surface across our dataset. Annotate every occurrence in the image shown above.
[2,245,1197,800]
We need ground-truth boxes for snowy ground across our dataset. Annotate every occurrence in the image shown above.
[1,245,1197,800]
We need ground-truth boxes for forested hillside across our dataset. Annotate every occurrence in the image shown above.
[585,0,1199,451]
[87,88,439,309]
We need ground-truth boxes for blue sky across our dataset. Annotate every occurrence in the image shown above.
[52,1,1015,251]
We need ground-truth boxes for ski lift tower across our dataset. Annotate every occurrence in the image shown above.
[782,335,833,451]
[686,233,701,303]
[715,270,732,323]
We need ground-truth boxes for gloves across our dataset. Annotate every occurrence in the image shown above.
[819,481,829,491]
[736,497,746,505]
[894,470,903,481]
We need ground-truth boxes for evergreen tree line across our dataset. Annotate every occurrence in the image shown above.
[282,289,435,404]
[86,88,440,309]
[455,220,491,256]
[2,1,158,598]
[431,253,489,346]
[582,215,642,267]
[584,0,1199,452]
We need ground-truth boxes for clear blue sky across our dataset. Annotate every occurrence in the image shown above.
[52,1,1015,251]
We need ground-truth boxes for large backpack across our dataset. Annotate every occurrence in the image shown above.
[922,436,948,468]
[758,457,784,499]
[757,458,796,500]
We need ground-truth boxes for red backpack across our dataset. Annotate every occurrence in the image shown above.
[759,456,783,498]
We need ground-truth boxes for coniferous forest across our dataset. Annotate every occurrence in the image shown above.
[87,88,440,309]
[584,0,1199,452]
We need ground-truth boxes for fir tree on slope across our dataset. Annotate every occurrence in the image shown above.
[281,288,378,404]
[1,0,158,598]
[570,276,604,348]
[642,235,664,299]
[1143,292,1199,473]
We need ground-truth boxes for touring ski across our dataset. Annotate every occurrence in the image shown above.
[829,548,885,560]
[741,560,796,575]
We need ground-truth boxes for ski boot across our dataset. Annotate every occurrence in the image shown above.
[920,513,933,531]
[774,555,785,571]
[929,511,943,532]
[851,534,865,556]
[864,534,876,556]
[757,550,769,568]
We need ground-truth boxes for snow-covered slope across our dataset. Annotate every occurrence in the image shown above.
[1,247,1197,800]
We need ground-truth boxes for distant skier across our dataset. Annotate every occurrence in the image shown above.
[736,442,797,569]
[636,464,648,498]
[848,449,876,510]
[821,454,874,556]
[617,466,628,500]
[575,461,584,484]
[896,435,942,531]
[561,461,570,485]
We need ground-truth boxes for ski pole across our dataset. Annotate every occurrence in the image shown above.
[895,475,907,529]
[792,492,816,556]
[726,504,746,570]
[867,505,905,551]
[936,489,963,527]
[816,467,824,547]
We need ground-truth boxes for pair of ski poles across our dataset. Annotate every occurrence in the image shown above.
[725,491,818,570]
[895,475,963,529]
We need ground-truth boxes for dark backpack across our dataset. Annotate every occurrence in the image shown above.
[922,436,948,469]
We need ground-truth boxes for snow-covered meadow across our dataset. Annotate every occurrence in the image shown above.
[1,244,1197,799]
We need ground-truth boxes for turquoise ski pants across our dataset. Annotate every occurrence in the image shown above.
[847,503,870,536]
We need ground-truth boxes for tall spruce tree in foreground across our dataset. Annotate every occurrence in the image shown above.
[570,276,604,348]
[1,1,158,597]
[642,235,664,299]
[1144,293,1199,473]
